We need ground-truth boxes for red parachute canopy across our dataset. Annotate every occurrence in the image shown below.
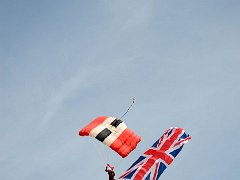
[79,116,141,158]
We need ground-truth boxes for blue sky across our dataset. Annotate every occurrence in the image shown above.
[1,0,240,179]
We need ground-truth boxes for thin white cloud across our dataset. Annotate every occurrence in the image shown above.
[105,0,156,31]
[41,54,139,126]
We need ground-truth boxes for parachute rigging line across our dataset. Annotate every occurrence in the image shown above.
[120,97,135,119]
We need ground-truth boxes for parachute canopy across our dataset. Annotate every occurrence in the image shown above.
[119,127,191,179]
[79,116,141,158]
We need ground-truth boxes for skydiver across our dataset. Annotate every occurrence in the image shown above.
[105,164,115,180]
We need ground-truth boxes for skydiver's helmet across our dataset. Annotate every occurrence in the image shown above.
[107,164,114,171]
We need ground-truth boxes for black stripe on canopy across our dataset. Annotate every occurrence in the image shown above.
[111,119,123,127]
[95,128,112,142]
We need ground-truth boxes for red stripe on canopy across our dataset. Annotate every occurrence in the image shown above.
[79,116,108,136]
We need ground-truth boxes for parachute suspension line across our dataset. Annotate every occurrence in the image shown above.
[120,97,135,119]
[92,141,108,163]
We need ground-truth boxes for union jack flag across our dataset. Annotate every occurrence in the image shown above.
[119,127,191,180]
